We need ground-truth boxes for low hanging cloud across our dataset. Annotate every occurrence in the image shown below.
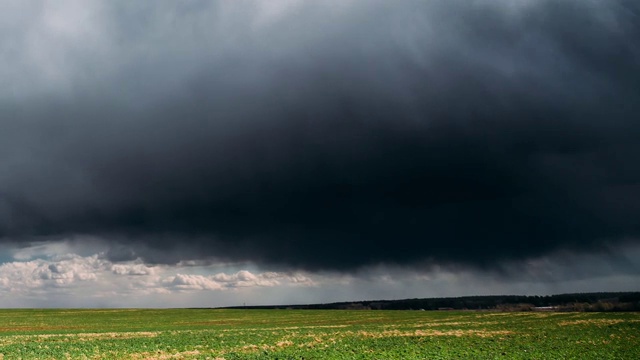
[164,270,311,291]
[0,0,639,271]
[0,255,103,291]
[0,249,314,306]
[0,242,637,307]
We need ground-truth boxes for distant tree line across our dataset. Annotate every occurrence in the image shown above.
[223,292,640,311]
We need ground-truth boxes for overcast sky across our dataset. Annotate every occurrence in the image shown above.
[1,0,639,307]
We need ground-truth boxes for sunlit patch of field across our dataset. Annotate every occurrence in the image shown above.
[558,318,640,326]
[0,309,637,359]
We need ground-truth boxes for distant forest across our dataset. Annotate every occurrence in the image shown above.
[223,292,640,312]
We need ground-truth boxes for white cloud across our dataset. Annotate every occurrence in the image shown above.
[0,242,318,306]
[164,274,224,291]
[163,270,314,291]
[111,262,155,276]
[0,254,106,292]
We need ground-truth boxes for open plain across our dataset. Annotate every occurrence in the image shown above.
[0,309,637,359]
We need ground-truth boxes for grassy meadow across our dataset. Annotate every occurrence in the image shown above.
[0,309,637,359]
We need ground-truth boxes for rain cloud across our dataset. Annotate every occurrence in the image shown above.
[1,0,639,271]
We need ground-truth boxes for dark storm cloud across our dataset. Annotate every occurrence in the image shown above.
[1,0,639,270]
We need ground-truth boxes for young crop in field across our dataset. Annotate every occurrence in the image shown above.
[0,309,637,359]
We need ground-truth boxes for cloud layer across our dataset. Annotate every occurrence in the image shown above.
[0,239,638,307]
[1,0,639,271]
[0,244,315,307]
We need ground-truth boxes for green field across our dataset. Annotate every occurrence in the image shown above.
[0,309,638,359]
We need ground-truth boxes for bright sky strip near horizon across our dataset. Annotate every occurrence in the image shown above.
[0,0,639,307]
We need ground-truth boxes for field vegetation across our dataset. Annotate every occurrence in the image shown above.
[0,309,637,359]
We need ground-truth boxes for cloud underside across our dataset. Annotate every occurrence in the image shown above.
[1,0,639,270]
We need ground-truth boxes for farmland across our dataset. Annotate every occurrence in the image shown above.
[0,309,638,359]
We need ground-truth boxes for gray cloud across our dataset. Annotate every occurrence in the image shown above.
[1,0,639,271]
